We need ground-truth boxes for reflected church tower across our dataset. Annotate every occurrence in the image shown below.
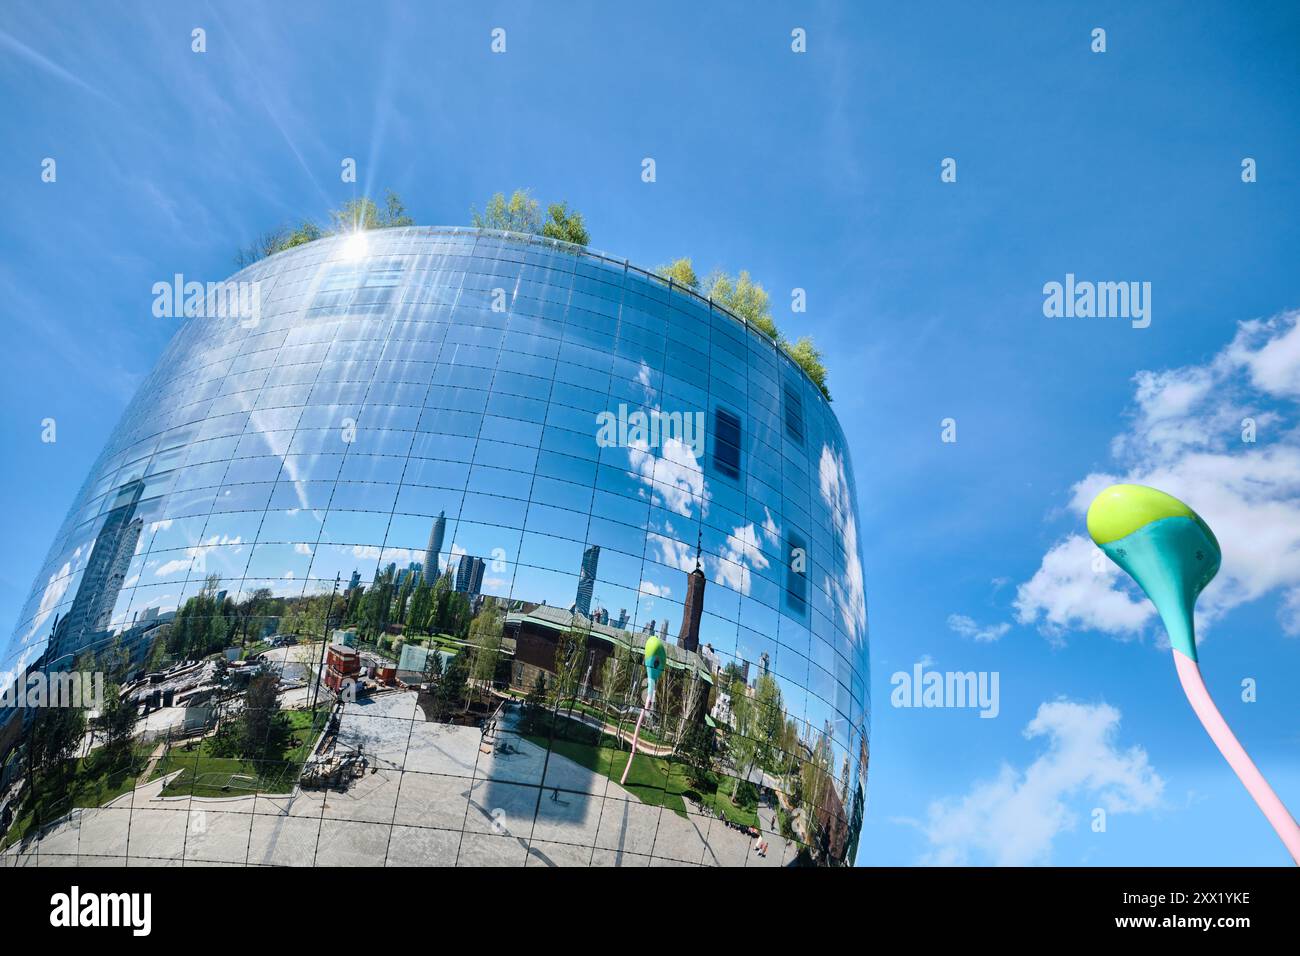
[676,530,706,652]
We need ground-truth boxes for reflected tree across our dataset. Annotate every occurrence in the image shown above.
[466,600,503,704]
[167,574,235,660]
[96,682,136,767]
[600,643,636,733]
[550,623,587,716]
[522,671,549,735]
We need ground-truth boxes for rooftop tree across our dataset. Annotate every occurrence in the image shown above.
[471,188,542,233]
[656,257,700,290]
[235,189,412,267]
[472,188,590,246]
[541,202,590,246]
[786,336,831,401]
[703,270,779,340]
[656,262,833,401]
[235,222,320,268]
[235,188,830,397]
[329,190,415,233]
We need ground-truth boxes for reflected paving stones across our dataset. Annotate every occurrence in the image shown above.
[2,227,869,867]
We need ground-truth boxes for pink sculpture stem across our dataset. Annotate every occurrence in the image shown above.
[1174,652,1300,864]
[619,687,652,787]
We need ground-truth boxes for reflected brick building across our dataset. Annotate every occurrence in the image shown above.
[3,227,870,866]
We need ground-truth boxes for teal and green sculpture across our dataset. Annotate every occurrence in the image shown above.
[1088,483,1299,863]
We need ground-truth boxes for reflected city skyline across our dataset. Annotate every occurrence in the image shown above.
[2,227,868,866]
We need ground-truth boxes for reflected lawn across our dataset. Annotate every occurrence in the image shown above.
[523,713,759,829]
[152,708,325,798]
[2,743,152,849]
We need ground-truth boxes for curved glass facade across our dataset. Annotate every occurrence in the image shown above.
[1,227,869,866]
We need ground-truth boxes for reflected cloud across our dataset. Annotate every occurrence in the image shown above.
[2,229,869,868]
[819,444,867,644]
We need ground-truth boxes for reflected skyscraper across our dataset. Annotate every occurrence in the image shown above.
[47,478,145,669]
[423,510,445,584]
[3,228,869,867]
[575,544,599,618]
[454,555,485,598]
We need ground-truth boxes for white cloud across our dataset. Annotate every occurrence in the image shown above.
[760,506,781,548]
[15,560,74,649]
[1017,310,1300,644]
[153,534,247,579]
[711,522,771,596]
[627,420,706,519]
[818,445,867,645]
[1279,588,1300,637]
[0,644,39,703]
[638,580,671,598]
[1014,535,1153,640]
[154,555,194,578]
[1230,313,1300,398]
[648,526,695,574]
[916,700,1163,865]
[946,613,1012,643]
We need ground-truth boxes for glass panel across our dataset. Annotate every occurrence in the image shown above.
[2,231,867,869]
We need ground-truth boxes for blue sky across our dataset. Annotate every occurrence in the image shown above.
[2,1,1299,865]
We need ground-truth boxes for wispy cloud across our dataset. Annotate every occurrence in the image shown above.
[947,613,1011,643]
[0,26,119,105]
[908,699,1163,865]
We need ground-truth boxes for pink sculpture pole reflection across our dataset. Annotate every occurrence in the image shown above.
[619,636,666,788]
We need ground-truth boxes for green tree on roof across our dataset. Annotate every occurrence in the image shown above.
[656,257,700,290]
[541,202,590,246]
[329,190,415,232]
[235,222,321,268]
[471,188,542,234]
[672,264,833,402]
[704,270,779,340]
[236,190,411,267]
[472,188,591,247]
[786,336,831,401]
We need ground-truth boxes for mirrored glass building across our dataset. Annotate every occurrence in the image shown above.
[1,227,869,866]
